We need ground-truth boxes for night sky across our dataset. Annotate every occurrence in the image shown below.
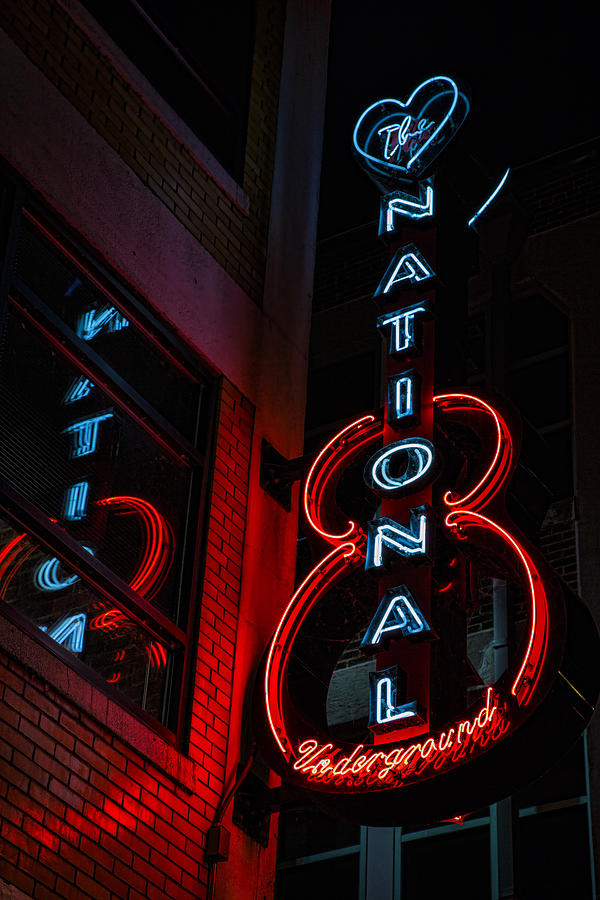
[318,2,598,236]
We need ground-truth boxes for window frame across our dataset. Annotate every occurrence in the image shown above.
[0,168,217,747]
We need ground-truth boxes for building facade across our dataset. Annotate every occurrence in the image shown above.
[0,2,331,898]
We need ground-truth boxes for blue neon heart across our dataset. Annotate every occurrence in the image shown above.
[353,76,470,187]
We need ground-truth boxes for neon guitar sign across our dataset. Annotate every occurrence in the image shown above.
[256,76,599,825]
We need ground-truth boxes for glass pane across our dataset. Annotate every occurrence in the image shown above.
[14,220,203,443]
[278,805,360,863]
[514,738,587,809]
[516,805,593,899]
[276,853,359,900]
[506,294,568,363]
[506,353,570,429]
[403,826,490,900]
[0,304,194,623]
[0,518,178,723]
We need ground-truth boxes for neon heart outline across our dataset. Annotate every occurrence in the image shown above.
[353,75,462,177]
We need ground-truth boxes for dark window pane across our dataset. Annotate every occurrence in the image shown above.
[506,353,570,429]
[0,518,179,723]
[0,304,194,623]
[543,426,574,499]
[514,738,587,809]
[81,0,255,178]
[277,853,359,900]
[278,805,360,862]
[15,220,203,444]
[403,826,490,900]
[516,805,593,899]
[506,294,568,362]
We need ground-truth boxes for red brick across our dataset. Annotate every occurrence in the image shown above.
[125,758,156,790]
[64,805,98,841]
[0,857,34,896]
[80,835,113,872]
[43,810,80,846]
[34,746,70,784]
[83,801,118,837]
[99,829,133,867]
[20,717,55,757]
[114,858,146,893]
[0,757,29,794]
[106,763,141,799]
[132,853,166,890]
[139,787,173,825]
[93,736,126,771]
[49,777,84,812]
[34,886,60,900]
[150,847,185,885]
[1,817,39,859]
[168,842,200,878]
[163,876,197,900]
[88,769,123,804]
[0,662,25,695]
[60,713,93,746]
[24,683,60,721]
[74,739,109,776]
[60,839,94,876]
[40,714,76,751]
[4,687,40,725]
[12,748,49,789]
[92,864,128,898]
[135,818,167,855]
[38,845,75,883]
[116,825,151,862]
[56,877,84,900]
[76,870,111,900]
[55,744,88,780]
[0,793,24,827]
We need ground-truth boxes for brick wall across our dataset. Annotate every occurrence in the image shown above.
[0,0,284,305]
[0,378,254,900]
[189,380,254,807]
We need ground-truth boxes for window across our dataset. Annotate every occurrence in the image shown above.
[82,0,256,180]
[0,174,213,740]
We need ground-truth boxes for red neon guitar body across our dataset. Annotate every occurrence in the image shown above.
[257,394,599,824]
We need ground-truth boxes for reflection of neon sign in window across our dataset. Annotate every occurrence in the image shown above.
[35,546,94,592]
[63,481,90,521]
[40,613,86,653]
[63,411,113,458]
[77,305,129,341]
[63,375,94,404]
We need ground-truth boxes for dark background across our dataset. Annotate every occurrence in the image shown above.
[318,2,598,236]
